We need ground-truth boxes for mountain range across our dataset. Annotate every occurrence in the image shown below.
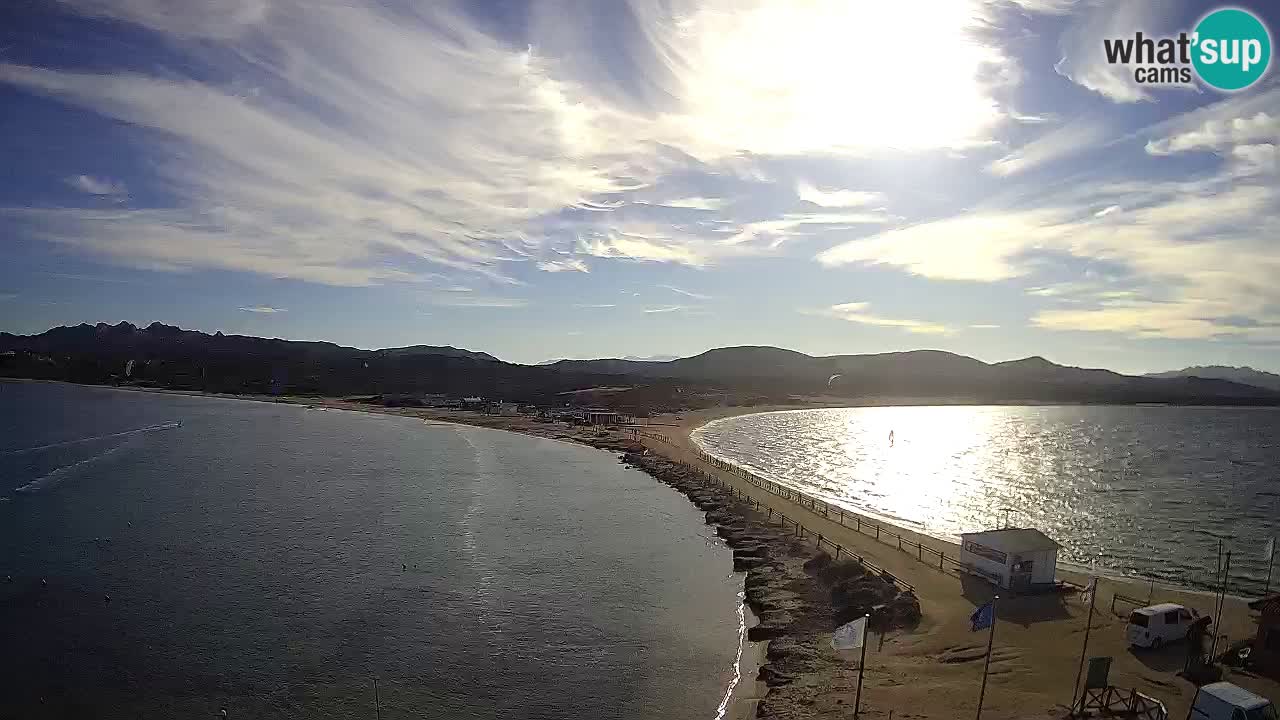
[1144,365,1280,392]
[3,322,1279,408]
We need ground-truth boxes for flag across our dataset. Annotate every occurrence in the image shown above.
[971,601,995,632]
[1081,577,1098,606]
[831,616,868,651]
[1265,537,1275,562]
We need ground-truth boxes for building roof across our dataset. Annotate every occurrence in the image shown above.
[1132,603,1186,616]
[1200,682,1271,710]
[960,527,1060,551]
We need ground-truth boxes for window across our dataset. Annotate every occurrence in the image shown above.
[1165,610,1180,625]
[1129,612,1149,628]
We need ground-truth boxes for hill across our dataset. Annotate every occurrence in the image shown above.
[1145,365,1280,392]
[3,324,1278,407]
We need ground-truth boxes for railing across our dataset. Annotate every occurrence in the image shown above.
[623,429,1090,592]
[1077,686,1168,720]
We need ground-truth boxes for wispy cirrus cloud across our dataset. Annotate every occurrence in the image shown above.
[65,174,127,200]
[811,302,951,335]
[238,305,286,313]
[659,284,710,300]
[1,0,1045,289]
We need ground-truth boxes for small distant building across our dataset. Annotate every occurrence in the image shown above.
[488,402,519,416]
[584,410,620,426]
[1248,594,1280,678]
[959,528,1060,591]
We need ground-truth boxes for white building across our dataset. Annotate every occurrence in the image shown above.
[958,528,1060,591]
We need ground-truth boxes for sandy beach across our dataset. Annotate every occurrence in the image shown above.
[20,381,1278,718]
[624,404,1280,719]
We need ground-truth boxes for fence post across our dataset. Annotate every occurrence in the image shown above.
[918,543,923,561]
[939,552,944,570]
[857,517,861,532]
[876,525,880,540]
[1110,594,1116,614]
[839,508,845,525]
[898,537,902,551]
[835,545,841,560]
[818,533,823,548]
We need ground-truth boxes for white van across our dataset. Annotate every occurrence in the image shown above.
[1125,602,1196,649]
[1188,682,1277,720]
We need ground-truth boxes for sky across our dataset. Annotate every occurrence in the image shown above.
[0,0,1278,372]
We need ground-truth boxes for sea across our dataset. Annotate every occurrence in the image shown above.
[0,381,746,719]
[693,405,1280,595]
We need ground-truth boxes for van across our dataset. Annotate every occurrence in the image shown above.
[1188,682,1277,720]
[1125,602,1196,649]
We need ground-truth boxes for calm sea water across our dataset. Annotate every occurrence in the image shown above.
[0,381,744,719]
[693,406,1280,594]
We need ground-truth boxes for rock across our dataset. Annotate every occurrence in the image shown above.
[802,551,832,574]
[817,559,867,585]
[733,553,769,571]
[758,664,798,686]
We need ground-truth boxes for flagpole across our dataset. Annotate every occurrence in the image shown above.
[975,595,999,720]
[854,613,870,719]
[1266,539,1275,595]
[1069,580,1097,717]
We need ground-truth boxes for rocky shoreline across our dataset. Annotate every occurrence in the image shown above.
[618,448,921,719]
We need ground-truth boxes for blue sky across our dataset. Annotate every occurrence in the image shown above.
[1,0,1278,371]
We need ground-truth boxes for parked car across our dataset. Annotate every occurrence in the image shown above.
[1126,602,1197,649]
[1188,682,1277,720]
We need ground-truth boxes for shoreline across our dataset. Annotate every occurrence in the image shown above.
[9,380,1278,716]
[685,404,1272,600]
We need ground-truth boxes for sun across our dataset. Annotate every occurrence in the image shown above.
[667,0,1006,155]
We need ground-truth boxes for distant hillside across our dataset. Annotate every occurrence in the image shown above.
[380,345,500,362]
[3,325,1278,407]
[1146,365,1280,392]
[545,346,1280,404]
[0,322,638,403]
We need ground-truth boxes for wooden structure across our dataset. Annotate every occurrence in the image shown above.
[1077,686,1168,720]
[959,528,1060,591]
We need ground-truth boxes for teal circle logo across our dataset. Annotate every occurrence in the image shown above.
[1192,8,1272,91]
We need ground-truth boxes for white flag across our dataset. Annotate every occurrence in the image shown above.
[1081,577,1098,605]
[1266,537,1276,562]
[831,616,868,651]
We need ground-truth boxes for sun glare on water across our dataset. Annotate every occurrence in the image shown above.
[671,0,1004,154]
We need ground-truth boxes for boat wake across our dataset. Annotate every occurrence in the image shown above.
[5,422,181,455]
[13,440,134,494]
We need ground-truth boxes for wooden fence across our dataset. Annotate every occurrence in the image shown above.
[621,428,999,588]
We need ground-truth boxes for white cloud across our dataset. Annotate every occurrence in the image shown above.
[796,182,885,208]
[1146,112,1280,155]
[1053,0,1178,103]
[815,302,951,334]
[238,305,286,313]
[816,208,1073,281]
[659,284,710,300]
[1094,205,1121,217]
[573,303,616,308]
[65,174,127,199]
[642,305,684,314]
[987,121,1109,176]
[2,0,1041,287]
[537,259,589,273]
[427,294,528,308]
[58,0,270,39]
[969,323,1000,329]
[654,197,724,211]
